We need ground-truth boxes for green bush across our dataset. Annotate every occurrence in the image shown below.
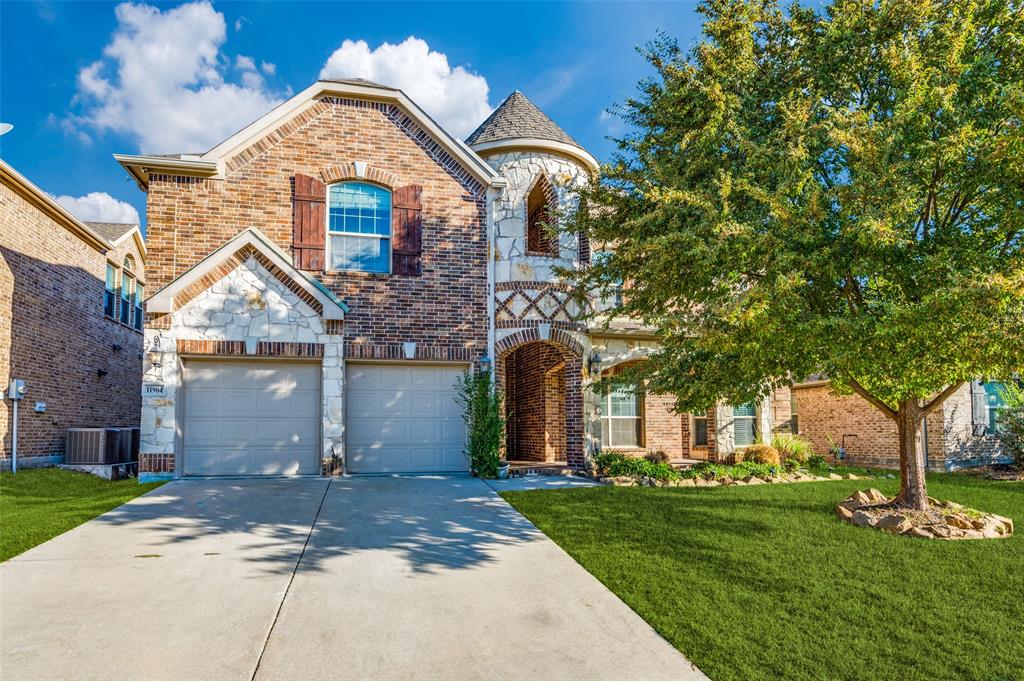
[996,383,1024,468]
[689,460,781,481]
[807,455,827,469]
[771,434,815,463]
[594,451,680,481]
[782,457,801,473]
[645,450,670,465]
[454,370,505,478]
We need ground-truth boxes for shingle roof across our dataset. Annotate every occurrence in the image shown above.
[320,77,390,89]
[465,91,580,147]
[85,221,138,242]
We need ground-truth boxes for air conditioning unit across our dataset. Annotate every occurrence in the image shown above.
[66,428,121,465]
[113,426,141,462]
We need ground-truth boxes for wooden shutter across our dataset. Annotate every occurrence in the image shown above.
[392,185,423,276]
[292,174,326,271]
[970,380,989,436]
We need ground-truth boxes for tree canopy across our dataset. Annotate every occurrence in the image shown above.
[575,0,1024,417]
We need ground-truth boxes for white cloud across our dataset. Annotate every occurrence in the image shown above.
[68,1,284,154]
[260,61,276,75]
[320,37,491,139]
[53,192,140,225]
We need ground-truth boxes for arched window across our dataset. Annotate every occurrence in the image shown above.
[122,255,135,273]
[526,176,557,256]
[327,182,392,273]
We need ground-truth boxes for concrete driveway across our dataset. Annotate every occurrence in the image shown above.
[1,476,705,681]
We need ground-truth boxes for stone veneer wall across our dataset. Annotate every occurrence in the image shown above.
[140,257,343,478]
[940,384,1008,468]
[1,178,144,461]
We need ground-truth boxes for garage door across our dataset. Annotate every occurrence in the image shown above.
[346,363,468,473]
[182,360,321,476]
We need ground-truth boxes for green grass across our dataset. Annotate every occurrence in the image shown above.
[502,474,1023,681]
[1,468,164,562]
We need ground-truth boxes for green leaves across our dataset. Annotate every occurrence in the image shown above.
[572,0,1024,414]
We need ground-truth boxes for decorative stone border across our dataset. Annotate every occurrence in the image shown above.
[598,470,853,487]
[835,489,1014,540]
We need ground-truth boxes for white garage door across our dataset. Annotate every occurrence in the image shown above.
[346,363,468,473]
[182,360,321,476]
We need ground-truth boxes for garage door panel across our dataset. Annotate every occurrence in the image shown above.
[183,361,320,477]
[346,364,467,474]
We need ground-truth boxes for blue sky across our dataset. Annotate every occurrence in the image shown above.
[1,1,704,228]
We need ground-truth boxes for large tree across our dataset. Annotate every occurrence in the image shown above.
[574,0,1024,509]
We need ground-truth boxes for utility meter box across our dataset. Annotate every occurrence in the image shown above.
[7,379,25,401]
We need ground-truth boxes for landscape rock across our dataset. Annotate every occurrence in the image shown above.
[836,505,854,521]
[606,476,636,487]
[867,488,888,503]
[876,514,913,534]
[679,478,696,487]
[851,510,875,527]
[906,526,934,539]
[836,489,1013,541]
[828,473,843,480]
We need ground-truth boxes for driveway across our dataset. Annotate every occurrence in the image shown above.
[1,476,706,681]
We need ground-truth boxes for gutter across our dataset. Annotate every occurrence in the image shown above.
[486,186,499,378]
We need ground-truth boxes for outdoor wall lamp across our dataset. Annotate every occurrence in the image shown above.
[479,354,492,373]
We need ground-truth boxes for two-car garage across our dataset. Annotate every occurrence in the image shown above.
[180,359,468,476]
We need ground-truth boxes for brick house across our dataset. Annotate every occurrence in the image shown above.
[116,80,790,481]
[1,160,146,467]
[792,377,1012,471]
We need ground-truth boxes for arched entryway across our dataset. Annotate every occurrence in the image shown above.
[495,328,585,469]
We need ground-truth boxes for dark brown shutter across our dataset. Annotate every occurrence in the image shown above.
[392,185,423,276]
[292,174,326,271]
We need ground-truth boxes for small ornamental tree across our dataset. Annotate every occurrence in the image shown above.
[572,0,1024,509]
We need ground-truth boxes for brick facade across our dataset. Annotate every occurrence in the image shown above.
[1,168,144,462]
[503,343,567,462]
[144,96,488,363]
[792,382,1003,471]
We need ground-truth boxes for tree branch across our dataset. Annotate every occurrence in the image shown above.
[921,381,967,416]
[845,375,897,420]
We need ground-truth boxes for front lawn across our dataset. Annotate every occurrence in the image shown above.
[502,474,1023,681]
[0,468,164,562]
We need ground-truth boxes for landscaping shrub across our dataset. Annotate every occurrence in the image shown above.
[737,444,781,465]
[996,383,1024,468]
[645,450,670,465]
[807,455,827,469]
[689,460,780,481]
[782,457,800,473]
[771,434,815,463]
[594,451,680,481]
[454,370,504,478]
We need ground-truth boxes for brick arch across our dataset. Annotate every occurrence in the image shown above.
[319,162,399,189]
[496,328,585,470]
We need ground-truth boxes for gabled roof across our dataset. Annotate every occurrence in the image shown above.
[86,221,148,262]
[147,228,348,320]
[465,91,599,174]
[86,221,136,242]
[0,159,118,255]
[115,80,505,191]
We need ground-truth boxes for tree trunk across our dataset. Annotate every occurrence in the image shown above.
[894,401,928,510]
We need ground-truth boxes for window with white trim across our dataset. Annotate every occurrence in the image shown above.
[134,283,144,330]
[327,182,391,273]
[104,263,118,318]
[983,382,1007,434]
[733,402,757,446]
[599,384,643,448]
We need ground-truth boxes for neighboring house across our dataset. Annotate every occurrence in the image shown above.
[116,80,790,481]
[0,160,146,467]
[792,378,1011,471]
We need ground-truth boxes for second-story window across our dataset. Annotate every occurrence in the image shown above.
[134,283,144,331]
[594,250,624,310]
[104,262,118,318]
[327,182,391,273]
[120,255,136,326]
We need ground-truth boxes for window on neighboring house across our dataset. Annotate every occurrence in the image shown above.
[790,391,799,434]
[599,383,643,449]
[526,176,557,256]
[593,250,624,311]
[693,413,709,447]
[120,255,136,326]
[983,382,1007,434]
[104,263,118,318]
[134,283,144,331]
[733,402,758,446]
[327,182,391,273]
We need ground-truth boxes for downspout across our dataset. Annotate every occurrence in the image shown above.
[486,186,499,381]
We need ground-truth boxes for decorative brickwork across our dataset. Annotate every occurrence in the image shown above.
[344,341,474,362]
[1,175,145,460]
[319,162,398,189]
[495,281,585,329]
[504,343,567,462]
